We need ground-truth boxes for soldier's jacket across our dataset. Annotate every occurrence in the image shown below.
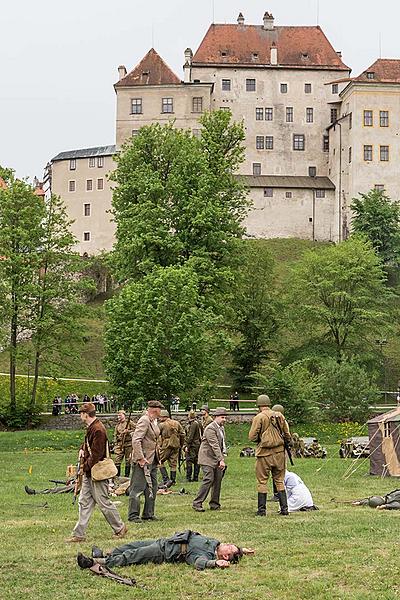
[186,419,201,449]
[248,408,291,457]
[159,418,185,450]
[201,414,213,433]
[114,420,136,447]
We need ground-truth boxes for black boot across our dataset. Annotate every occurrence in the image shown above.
[256,492,267,516]
[124,464,131,478]
[170,470,176,486]
[277,490,289,515]
[186,465,193,482]
[25,485,36,495]
[271,481,279,501]
[116,464,121,477]
[77,553,94,569]
[193,465,200,482]
[159,466,170,486]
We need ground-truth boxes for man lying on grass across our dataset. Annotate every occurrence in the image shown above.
[77,529,254,572]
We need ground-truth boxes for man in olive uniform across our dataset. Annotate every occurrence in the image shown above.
[200,405,213,432]
[158,409,185,487]
[77,530,254,571]
[248,394,291,517]
[113,411,136,478]
[185,411,201,482]
[352,489,400,509]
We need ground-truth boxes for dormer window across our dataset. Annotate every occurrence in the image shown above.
[221,51,227,57]
[366,72,375,79]
[142,70,149,76]
[301,52,309,59]
[252,53,259,59]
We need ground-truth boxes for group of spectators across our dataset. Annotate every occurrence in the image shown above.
[52,393,114,415]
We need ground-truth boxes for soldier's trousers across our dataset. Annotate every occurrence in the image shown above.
[160,447,179,470]
[192,464,224,509]
[255,451,286,493]
[128,460,158,520]
[186,445,200,469]
[72,475,124,538]
[114,444,132,467]
[105,538,167,568]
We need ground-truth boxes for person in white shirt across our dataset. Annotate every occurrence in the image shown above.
[284,471,316,512]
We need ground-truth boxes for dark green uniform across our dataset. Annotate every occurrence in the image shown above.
[185,418,201,481]
[104,531,220,570]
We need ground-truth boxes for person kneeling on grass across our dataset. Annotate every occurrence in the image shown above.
[77,530,254,572]
[284,471,318,512]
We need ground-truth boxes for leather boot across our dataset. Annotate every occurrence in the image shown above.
[170,470,176,486]
[193,465,200,482]
[277,490,289,515]
[116,464,121,477]
[124,464,131,478]
[256,492,267,516]
[186,465,193,482]
[159,466,170,485]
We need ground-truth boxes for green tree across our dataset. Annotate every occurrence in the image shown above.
[288,237,391,363]
[229,241,278,391]
[104,265,224,408]
[351,189,400,266]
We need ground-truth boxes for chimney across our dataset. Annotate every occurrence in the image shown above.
[184,48,193,65]
[270,42,278,65]
[184,48,193,84]
[237,12,245,26]
[263,11,275,30]
[118,65,127,80]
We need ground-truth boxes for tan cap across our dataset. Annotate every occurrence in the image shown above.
[212,407,228,417]
[201,405,209,412]
[79,402,96,414]
[148,400,164,409]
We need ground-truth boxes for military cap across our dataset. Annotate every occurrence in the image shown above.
[256,394,271,407]
[212,407,228,417]
[79,402,96,414]
[160,409,169,418]
[148,400,164,409]
[272,404,284,414]
[201,405,209,412]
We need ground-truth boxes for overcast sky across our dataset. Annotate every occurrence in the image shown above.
[1,0,399,181]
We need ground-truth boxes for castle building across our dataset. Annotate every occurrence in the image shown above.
[48,12,400,255]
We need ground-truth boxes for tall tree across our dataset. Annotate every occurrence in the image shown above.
[288,237,391,363]
[351,189,400,267]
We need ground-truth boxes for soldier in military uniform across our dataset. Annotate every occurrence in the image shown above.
[200,405,213,432]
[352,489,400,509]
[185,410,201,482]
[113,411,136,478]
[77,530,254,571]
[248,394,291,517]
[291,433,305,458]
[158,409,185,487]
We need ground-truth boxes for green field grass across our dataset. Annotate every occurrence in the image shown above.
[1,428,399,600]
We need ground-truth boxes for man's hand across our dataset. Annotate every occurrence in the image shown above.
[218,460,226,470]
[242,548,255,555]
[216,560,230,568]
[138,458,149,468]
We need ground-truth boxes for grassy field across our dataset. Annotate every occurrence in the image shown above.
[1,427,400,600]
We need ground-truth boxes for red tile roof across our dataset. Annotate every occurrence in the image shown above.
[354,59,400,83]
[193,24,349,70]
[115,48,181,87]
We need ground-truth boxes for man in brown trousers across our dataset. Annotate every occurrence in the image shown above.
[113,410,136,478]
[128,400,163,522]
[192,407,227,512]
[158,409,185,487]
[66,402,127,542]
[248,394,291,517]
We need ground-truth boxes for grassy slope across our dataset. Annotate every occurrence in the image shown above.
[1,428,399,600]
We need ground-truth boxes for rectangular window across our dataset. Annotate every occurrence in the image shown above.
[83,232,90,242]
[380,111,389,127]
[280,83,288,94]
[97,178,104,190]
[69,159,76,170]
[192,97,203,113]
[315,189,325,198]
[222,79,231,91]
[131,98,142,114]
[86,179,93,191]
[306,107,314,123]
[364,145,373,161]
[246,79,256,92]
[332,83,339,94]
[253,163,261,176]
[380,145,389,161]
[132,130,139,137]
[323,135,330,152]
[265,136,274,150]
[309,166,317,177]
[285,191,292,198]
[293,134,305,151]
[89,157,95,168]
[68,180,75,192]
[305,83,312,94]
[375,184,385,192]
[286,107,293,122]
[162,97,173,113]
[264,187,273,197]
[256,108,264,121]
[349,147,352,163]
[97,156,104,168]
[256,136,265,150]
[84,203,91,217]
[265,107,273,121]
[364,110,373,126]
[330,108,338,123]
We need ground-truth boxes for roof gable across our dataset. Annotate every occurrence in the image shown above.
[115,48,181,87]
[193,23,349,70]
[355,59,400,83]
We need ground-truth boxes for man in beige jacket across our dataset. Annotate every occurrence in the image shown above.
[192,407,227,512]
[128,400,163,522]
